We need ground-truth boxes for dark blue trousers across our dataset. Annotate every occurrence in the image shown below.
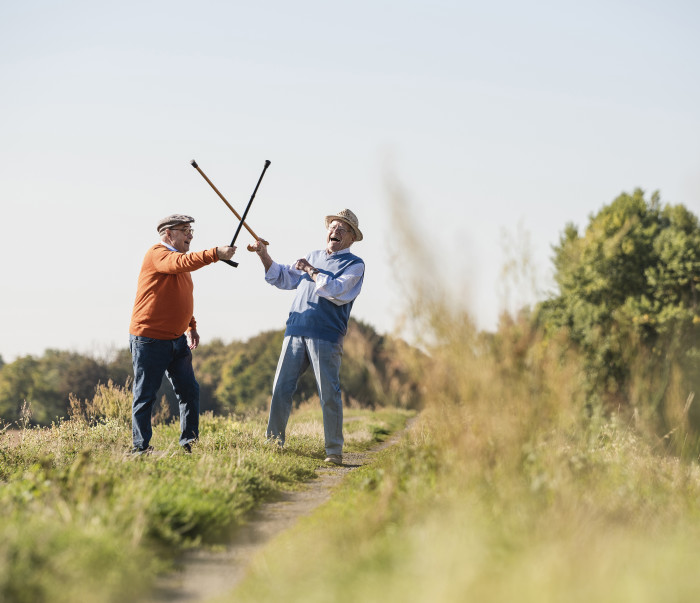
[130,334,199,449]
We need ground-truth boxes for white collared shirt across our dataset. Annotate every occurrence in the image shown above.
[265,248,364,306]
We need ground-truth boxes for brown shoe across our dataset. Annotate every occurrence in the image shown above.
[324,454,343,465]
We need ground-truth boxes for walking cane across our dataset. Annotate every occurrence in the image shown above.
[190,159,271,268]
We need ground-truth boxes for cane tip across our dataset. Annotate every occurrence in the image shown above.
[190,159,198,168]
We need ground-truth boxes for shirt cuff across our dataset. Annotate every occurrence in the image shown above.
[265,262,281,282]
[314,272,329,287]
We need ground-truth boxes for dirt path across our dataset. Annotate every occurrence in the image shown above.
[148,427,409,603]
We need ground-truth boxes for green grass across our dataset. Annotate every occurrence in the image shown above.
[0,402,413,603]
[6,348,700,603]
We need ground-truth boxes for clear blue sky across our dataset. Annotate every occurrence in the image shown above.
[1,0,699,362]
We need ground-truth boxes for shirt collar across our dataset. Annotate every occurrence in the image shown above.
[161,242,178,252]
[326,247,352,257]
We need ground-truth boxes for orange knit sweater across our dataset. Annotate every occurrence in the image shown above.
[129,244,219,339]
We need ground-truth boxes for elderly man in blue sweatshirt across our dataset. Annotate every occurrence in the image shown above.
[250,209,365,465]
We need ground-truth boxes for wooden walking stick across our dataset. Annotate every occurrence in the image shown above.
[190,159,270,252]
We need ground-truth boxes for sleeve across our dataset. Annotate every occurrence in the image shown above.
[314,262,365,305]
[151,245,219,274]
[265,261,304,290]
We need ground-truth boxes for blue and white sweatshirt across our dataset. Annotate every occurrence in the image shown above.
[265,248,365,343]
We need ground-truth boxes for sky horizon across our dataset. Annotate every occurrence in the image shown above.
[2,0,699,363]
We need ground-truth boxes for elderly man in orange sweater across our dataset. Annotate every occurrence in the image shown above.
[129,214,236,455]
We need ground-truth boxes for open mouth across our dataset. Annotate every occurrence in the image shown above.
[330,236,340,242]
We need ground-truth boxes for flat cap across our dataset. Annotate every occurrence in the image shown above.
[157,214,194,234]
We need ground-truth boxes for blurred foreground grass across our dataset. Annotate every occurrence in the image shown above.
[0,395,412,603]
[230,319,700,603]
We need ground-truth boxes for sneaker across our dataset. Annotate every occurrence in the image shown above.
[182,443,192,454]
[324,454,343,465]
[130,445,153,456]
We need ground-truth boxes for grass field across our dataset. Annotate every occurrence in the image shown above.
[6,381,700,603]
[4,338,700,603]
[0,394,413,603]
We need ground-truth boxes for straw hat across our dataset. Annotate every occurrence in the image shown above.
[324,209,363,241]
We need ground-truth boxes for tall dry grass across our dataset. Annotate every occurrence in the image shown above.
[68,379,170,427]
[231,189,700,602]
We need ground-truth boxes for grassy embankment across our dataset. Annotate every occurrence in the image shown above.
[0,382,413,603]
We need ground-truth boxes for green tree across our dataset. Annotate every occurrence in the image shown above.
[0,351,118,424]
[0,356,40,422]
[537,189,700,424]
[105,348,133,387]
[0,320,425,424]
[215,331,286,413]
[341,318,424,408]
[212,320,425,414]
[191,338,242,414]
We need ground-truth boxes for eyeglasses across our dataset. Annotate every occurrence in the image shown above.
[328,226,349,236]
[171,227,194,235]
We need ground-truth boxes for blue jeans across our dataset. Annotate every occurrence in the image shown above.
[267,335,344,456]
[130,334,200,449]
